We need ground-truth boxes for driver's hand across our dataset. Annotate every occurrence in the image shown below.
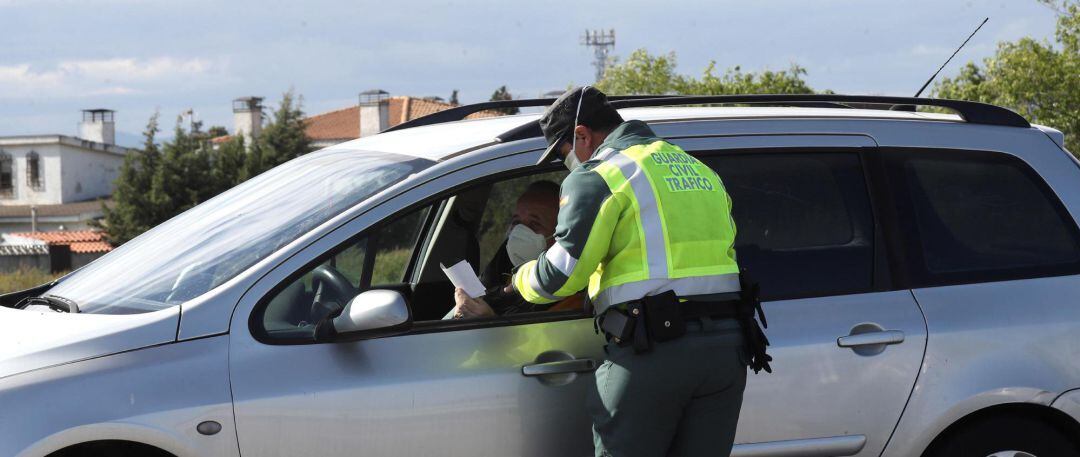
[453,288,495,319]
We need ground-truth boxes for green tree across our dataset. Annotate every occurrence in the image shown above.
[489,85,520,115]
[597,49,817,96]
[96,112,162,244]
[206,125,229,138]
[210,136,247,195]
[595,50,685,95]
[245,89,311,179]
[933,1,1079,153]
[146,118,216,220]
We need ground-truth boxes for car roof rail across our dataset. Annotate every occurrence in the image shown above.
[495,94,1030,143]
[384,93,1030,138]
[382,95,675,133]
[386,95,864,134]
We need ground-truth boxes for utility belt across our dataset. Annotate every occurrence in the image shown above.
[595,278,773,374]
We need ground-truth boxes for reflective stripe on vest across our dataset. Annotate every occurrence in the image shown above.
[605,151,669,279]
[592,273,741,311]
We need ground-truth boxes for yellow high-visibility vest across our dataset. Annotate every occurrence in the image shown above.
[514,120,740,313]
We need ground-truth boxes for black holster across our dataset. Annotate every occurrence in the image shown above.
[737,274,773,374]
[597,301,652,354]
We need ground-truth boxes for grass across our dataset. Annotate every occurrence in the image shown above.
[372,248,412,285]
[0,267,63,294]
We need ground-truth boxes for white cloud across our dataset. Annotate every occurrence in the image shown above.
[0,57,216,99]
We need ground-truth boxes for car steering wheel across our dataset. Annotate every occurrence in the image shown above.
[311,264,358,305]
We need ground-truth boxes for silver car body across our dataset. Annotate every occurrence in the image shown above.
[2,106,1078,456]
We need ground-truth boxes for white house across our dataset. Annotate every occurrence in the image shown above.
[0,109,130,232]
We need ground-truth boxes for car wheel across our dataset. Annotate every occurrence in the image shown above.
[926,414,1080,457]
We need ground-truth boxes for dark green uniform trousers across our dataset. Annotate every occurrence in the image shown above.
[587,319,747,457]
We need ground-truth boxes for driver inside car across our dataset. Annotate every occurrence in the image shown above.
[451,181,584,318]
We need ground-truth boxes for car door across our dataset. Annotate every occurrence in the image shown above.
[228,151,602,457]
[673,136,928,456]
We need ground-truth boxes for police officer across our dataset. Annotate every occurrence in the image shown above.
[512,87,770,457]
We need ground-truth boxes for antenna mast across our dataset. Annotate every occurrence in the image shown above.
[582,29,616,83]
[914,17,989,98]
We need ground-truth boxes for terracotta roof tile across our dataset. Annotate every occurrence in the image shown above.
[11,230,106,244]
[70,241,112,254]
[304,105,361,141]
[304,96,504,142]
[8,230,113,254]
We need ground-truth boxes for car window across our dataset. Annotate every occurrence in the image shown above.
[887,150,1080,286]
[476,171,567,270]
[48,150,427,315]
[410,169,578,323]
[700,152,875,300]
[257,205,432,341]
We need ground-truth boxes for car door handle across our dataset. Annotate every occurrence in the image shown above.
[837,330,905,348]
[522,358,599,377]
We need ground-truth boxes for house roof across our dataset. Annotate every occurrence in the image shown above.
[69,241,112,254]
[0,200,111,218]
[305,96,503,142]
[7,230,113,254]
[0,135,131,157]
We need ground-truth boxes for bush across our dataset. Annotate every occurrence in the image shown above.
[0,267,62,294]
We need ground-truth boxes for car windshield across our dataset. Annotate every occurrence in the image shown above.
[46,149,430,315]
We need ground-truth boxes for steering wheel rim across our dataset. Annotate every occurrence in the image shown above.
[311,264,358,306]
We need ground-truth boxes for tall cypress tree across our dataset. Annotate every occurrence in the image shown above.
[489,86,519,115]
[246,90,310,179]
[97,113,162,244]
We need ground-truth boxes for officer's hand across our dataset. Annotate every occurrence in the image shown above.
[453,288,495,319]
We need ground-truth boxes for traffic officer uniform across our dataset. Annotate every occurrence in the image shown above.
[513,87,770,457]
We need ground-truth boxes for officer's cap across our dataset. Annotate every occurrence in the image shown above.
[537,86,617,165]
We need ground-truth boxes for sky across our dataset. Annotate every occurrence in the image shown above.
[0,0,1062,147]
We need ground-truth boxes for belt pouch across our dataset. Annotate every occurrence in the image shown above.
[644,290,686,342]
[599,308,635,342]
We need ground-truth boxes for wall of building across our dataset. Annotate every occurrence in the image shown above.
[0,254,50,272]
[72,252,103,270]
[0,251,104,273]
[0,219,96,233]
[0,143,64,205]
[60,145,124,203]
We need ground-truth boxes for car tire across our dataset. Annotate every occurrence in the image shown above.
[925,414,1080,457]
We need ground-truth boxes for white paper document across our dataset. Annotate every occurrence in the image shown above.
[440,260,487,298]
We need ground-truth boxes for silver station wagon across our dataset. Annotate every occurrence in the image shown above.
[3,95,1080,457]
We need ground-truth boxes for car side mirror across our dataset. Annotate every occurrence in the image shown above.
[315,289,412,342]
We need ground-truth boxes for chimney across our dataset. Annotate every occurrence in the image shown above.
[78,109,115,145]
[232,96,264,146]
[359,89,390,137]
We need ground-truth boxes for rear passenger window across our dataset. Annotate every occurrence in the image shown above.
[701,152,875,300]
[887,150,1080,286]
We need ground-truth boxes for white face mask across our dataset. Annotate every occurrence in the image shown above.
[563,85,588,171]
[506,224,548,268]
[563,150,581,171]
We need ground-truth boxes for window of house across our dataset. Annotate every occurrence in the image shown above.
[886,150,1080,286]
[26,151,42,190]
[701,152,876,300]
[0,151,12,198]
